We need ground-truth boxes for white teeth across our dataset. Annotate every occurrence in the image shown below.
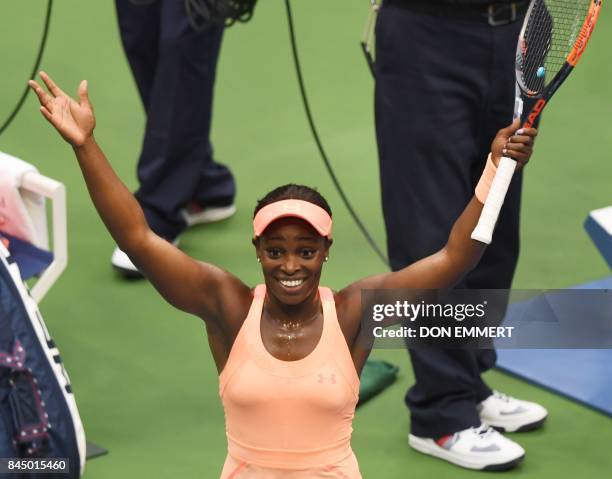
[280,279,304,288]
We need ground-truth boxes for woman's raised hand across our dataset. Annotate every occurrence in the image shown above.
[28,72,95,147]
[490,118,538,170]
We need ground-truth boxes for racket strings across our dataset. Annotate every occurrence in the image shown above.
[518,0,591,95]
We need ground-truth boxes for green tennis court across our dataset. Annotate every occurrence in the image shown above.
[1,0,611,477]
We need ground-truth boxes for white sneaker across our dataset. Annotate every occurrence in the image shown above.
[478,391,548,432]
[409,424,525,471]
[111,238,180,278]
[180,203,236,227]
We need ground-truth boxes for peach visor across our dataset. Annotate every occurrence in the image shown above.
[253,199,332,239]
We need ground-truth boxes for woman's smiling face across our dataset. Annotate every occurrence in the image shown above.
[255,217,331,306]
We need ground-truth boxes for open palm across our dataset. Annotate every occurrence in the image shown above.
[29,72,95,147]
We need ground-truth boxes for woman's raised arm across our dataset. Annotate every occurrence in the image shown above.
[337,120,537,360]
[29,72,251,322]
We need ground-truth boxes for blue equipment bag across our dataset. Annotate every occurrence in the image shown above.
[0,245,85,477]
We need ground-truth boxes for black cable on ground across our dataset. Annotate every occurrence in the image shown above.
[284,0,388,267]
[0,0,53,137]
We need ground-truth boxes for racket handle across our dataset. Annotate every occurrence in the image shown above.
[471,156,517,244]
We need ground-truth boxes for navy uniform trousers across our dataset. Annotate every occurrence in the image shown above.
[374,3,524,438]
[116,0,235,239]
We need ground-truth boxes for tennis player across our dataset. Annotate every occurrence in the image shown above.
[29,72,537,477]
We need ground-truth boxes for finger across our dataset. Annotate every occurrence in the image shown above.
[39,71,66,98]
[504,148,532,163]
[504,139,530,151]
[505,143,531,155]
[77,80,90,108]
[28,80,53,107]
[39,106,53,123]
[513,127,538,139]
[507,135,534,146]
[521,127,538,138]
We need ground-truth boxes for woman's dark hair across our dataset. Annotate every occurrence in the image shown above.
[254,184,332,218]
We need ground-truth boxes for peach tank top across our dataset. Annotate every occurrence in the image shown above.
[219,285,360,470]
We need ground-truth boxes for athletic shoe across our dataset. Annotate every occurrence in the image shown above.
[408,424,525,471]
[478,390,548,432]
[111,238,180,278]
[180,202,236,227]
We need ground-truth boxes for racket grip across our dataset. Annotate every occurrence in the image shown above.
[471,156,518,244]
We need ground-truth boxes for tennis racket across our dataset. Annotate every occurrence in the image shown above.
[471,0,603,244]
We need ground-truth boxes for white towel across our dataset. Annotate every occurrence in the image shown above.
[0,151,48,249]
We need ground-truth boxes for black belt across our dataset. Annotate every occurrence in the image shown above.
[385,1,530,26]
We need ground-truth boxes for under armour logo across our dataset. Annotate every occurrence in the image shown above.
[317,373,336,384]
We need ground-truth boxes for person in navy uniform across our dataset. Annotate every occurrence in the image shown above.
[374,0,548,470]
[112,0,237,276]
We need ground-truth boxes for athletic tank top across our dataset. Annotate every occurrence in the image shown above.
[219,285,360,469]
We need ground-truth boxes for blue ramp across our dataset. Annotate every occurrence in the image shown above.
[496,276,612,417]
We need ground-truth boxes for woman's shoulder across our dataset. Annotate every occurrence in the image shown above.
[210,274,254,332]
[330,286,362,347]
